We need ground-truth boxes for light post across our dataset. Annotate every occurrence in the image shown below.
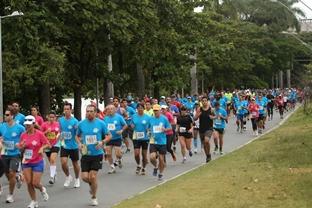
[0,11,23,121]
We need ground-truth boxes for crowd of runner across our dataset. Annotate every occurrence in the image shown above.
[0,88,301,207]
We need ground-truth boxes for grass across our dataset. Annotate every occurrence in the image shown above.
[114,107,312,208]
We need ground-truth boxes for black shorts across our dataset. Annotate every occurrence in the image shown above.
[2,155,20,173]
[60,148,79,161]
[133,140,149,150]
[178,133,193,138]
[106,139,122,147]
[45,146,60,158]
[81,155,103,172]
[258,114,265,121]
[149,144,166,155]
[214,128,224,135]
[0,158,4,177]
[122,127,133,139]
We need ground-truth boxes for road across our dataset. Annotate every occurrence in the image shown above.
[0,110,294,208]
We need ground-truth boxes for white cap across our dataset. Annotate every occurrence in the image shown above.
[160,105,168,109]
[24,115,35,125]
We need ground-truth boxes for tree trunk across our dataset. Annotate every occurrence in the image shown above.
[39,80,50,119]
[74,85,82,120]
[136,62,145,98]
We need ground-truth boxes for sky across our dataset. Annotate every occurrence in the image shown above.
[295,0,312,19]
[194,1,312,19]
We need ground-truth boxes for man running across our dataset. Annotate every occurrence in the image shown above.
[59,102,80,188]
[194,96,214,163]
[212,102,227,155]
[104,105,127,174]
[11,102,25,126]
[77,105,111,206]
[0,108,25,203]
[131,103,150,175]
[149,104,171,181]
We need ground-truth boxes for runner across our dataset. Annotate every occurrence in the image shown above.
[192,102,200,153]
[17,115,49,208]
[30,106,44,130]
[194,96,214,163]
[257,95,267,134]
[59,103,81,188]
[12,102,25,126]
[235,95,248,133]
[176,106,193,163]
[149,104,171,181]
[275,95,284,119]
[41,111,60,185]
[121,98,136,153]
[0,148,4,196]
[143,100,154,117]
[131,103,150,175]
[161,105,176,161]
[266,91,275,121]
[103,105,127,174]
[0,108,25,203]
[212,102,228,155]
[248,97,260,136]
[76,105,111,206]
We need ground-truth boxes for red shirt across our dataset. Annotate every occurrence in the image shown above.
[20,130,49,164]
[35,115,44,129]
[248,102,259,118]
[41,121,60,146]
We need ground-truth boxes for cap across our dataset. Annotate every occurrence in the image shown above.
[160,96,165,99]
[251,97,256,101]
[126,96,133,102]
[24,115,36,125]
[153,104,161,111]
[160,105,168,109]
[187,96,192,99]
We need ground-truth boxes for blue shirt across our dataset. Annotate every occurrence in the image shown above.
[149,115,171,145]
[14,113,25,126]
[125,106,136,125]
[213,108,227,129]
[104,114,126,140]
[131,113,151,141]
[0,122,25,156]
[257,100,266,115]
[59,116,79,150]
[77,118,109,156]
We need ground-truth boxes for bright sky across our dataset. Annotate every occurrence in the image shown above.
[295,0,312,19]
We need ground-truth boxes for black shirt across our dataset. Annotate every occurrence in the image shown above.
[199,107,214,133]
[177,114,193,133]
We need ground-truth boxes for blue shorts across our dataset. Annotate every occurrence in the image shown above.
[22,160,44,173]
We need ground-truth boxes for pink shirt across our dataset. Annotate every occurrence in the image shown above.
[41,121,60,146]
[164,112,174,135]
[20,130,49,164]
[35,115,44,129]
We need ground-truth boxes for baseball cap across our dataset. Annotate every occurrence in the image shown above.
[160,96,165,99]
[24,115,36,125]
[153,104,161,111]
[160,105,168,109]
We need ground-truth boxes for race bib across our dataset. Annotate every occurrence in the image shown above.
[62,132,72,140]
[47,132,56,140]
[259,106,264,110]
[153,125,162,133]
[24,149,33,160]
[215,119,222,125]
[252,112,257,117]
[107,123,116,131]
[3,141,15,150]
[85,135,97,145]
[136,132,145,139]
[179,127,186,133]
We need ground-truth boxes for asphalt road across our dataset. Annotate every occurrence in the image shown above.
[0,109,293,208]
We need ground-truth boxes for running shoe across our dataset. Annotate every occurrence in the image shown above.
[194,148,198,154]
[220,151,224,155]
[206,154,212,163]
[108,167,116,174]
[152,168,158,177]
[74,178,80,188]
[237,126,240,132]
[91,198,98,206]
[140,168,146,176]
[158,174,163,181]
[49,176,56,185]
[213,146,218,154]
[173,145,176,152]
[27,200,39,208]
[113,162,118,167]
[6,194,14,203]
[64,175,73,187]
[182,157,187,164]
[189,151,193,157]
[136,166,141,175]
[41,187,49,201]
[117,159,123,168]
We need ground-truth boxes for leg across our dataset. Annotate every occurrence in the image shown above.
[178,136,186,158]
[49,152,58,178]
[23,168,36,201]
[134,148,140,166]
[106,146,113,166]
[6,170,16,195]
[150,152,157,168]
[158,154,165,174]
[89,171,98,199]
[72,160,80,179]
[61,157,69,177]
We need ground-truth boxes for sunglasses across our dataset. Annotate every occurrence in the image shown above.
[4,114,10,116]
[25,119,34,122]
